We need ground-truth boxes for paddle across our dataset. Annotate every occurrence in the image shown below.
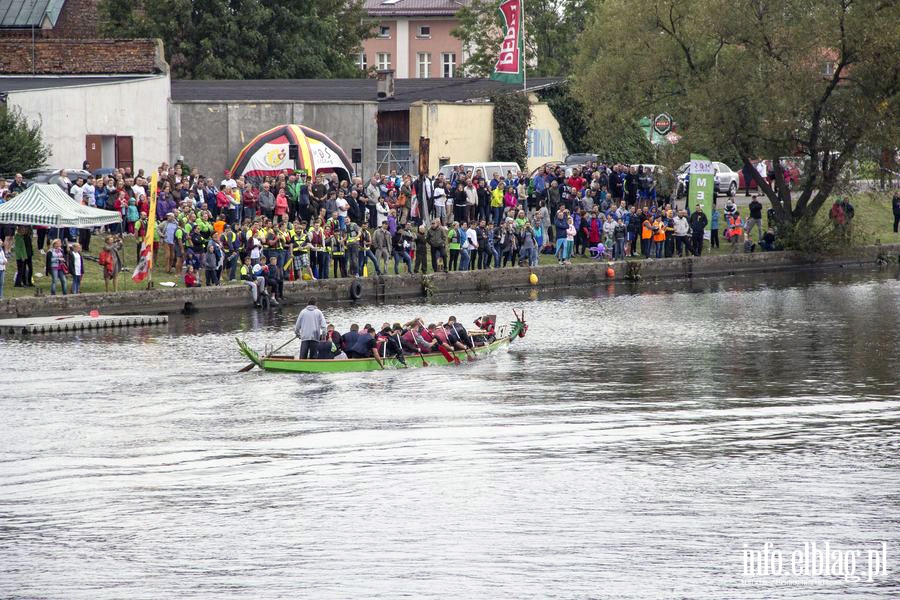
[437,343,460,365]
[239,335,297,372]
[417,351,429,367]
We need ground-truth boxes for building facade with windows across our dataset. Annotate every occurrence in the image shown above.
[360,0,468,79]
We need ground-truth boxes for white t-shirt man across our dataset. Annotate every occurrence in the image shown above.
[82,182,96,207]
[433,187,447,209]
[464,227,478,250]
[70,183,84,204]
[336,197,349,218]
[221,177,237,190]
[132,184,146,200]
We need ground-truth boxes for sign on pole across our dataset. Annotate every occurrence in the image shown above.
[689,153,714,230]
[653,113,673,136]
[490,0,524,86]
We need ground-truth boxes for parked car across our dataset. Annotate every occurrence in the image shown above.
[738,158,802,191]
[564,153,598,166]
[529,161,568,178]
[23,168,92,189]
[438,162,523,182]
[675,161,739,198]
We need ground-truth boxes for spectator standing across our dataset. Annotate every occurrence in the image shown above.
[689,205,709,256]
[294,297,327,360]
[746,195,764,241]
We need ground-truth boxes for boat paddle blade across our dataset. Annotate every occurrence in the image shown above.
[437,345,455,363]
[238,362,256,373]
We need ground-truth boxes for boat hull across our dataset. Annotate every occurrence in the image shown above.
[259,337,511,373]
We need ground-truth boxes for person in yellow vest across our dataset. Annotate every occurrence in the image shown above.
[346,222,360,276]
[277,221,291,270]
[331,229,347,278]
[727,210,744,253]
[641,212,653,257]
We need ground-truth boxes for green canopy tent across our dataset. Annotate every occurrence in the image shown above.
[0,184,121,228]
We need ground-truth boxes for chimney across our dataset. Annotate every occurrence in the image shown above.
[376,69,395,101]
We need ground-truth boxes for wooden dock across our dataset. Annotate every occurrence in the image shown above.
[0,314,169,335]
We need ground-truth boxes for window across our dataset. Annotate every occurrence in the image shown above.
[417,52,431,78]
[823,61,835,77]
[377,52,391,71]
[378,25,390,38]
[418,25,431,38]
[441,52,456,78]
[356,52,367,71]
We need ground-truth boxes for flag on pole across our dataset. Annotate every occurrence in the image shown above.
[132,171,158,282]
[490,0,524,85]
[689,154,714,229]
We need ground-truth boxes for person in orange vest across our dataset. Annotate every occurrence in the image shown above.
[652,215,666,258]
[727,210,744,253]
[641,212,654,257]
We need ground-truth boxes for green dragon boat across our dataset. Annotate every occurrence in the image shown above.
[237,311,527,373]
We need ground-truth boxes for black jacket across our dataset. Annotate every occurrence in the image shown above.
[689,211,709,233]
[749,200,763,219]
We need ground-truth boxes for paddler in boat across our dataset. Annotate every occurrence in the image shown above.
[378,323,408,367]
[315,324,345,359]
[446,316,476,358]
[402,318,439,354]
[345,324,385,368]
[473,315,496,345]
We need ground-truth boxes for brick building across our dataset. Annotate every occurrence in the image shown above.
[360,0,470,79]
[0,0,100,39]
[1,0,170,172]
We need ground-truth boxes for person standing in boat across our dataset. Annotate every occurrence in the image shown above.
[295,297,327,359]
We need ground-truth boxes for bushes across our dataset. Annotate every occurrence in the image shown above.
[491,93,532,168]
[0,106,49,175]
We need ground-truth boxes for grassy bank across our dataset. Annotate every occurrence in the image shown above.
[2,192,897,301]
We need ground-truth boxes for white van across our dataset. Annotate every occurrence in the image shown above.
[438,162,522,181]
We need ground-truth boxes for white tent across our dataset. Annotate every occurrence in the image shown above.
[0,184,121,228]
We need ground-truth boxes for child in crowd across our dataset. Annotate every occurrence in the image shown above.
[184,264,201,287]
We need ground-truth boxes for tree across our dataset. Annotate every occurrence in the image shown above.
[492,93,532,167]
[574,0,900,233]
[453,0,596,77]
[0,106,50,175]
[98,0,373,79]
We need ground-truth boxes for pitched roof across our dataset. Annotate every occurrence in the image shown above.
[364,0,470,17]
[0,75,156,93]
[0,0,66,28]
[171,77,562,111]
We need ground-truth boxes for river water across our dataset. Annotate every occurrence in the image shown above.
[1,269,899,599]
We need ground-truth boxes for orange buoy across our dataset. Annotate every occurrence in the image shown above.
[606,267,615,278]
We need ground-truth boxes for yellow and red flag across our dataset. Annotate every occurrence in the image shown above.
[132,171,158,282]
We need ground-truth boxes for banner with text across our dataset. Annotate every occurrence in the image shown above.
[490,0,524,85]
[690,153,714,229]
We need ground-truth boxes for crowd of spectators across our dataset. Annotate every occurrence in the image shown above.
[0,159,782,298]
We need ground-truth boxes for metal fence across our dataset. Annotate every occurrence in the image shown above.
[376,143,414,176]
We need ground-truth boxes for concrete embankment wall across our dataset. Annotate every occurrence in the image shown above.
[2,245,898,319]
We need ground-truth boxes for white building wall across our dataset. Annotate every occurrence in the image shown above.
[7,74,170,171]
[396,18,410,78]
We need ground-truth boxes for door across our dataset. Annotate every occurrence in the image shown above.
[116,136,133,171]
[85,135,102,171]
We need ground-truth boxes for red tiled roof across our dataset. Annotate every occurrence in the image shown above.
[364,0,471,17]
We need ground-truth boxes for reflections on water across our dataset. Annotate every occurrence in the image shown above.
[1,268,899,599]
